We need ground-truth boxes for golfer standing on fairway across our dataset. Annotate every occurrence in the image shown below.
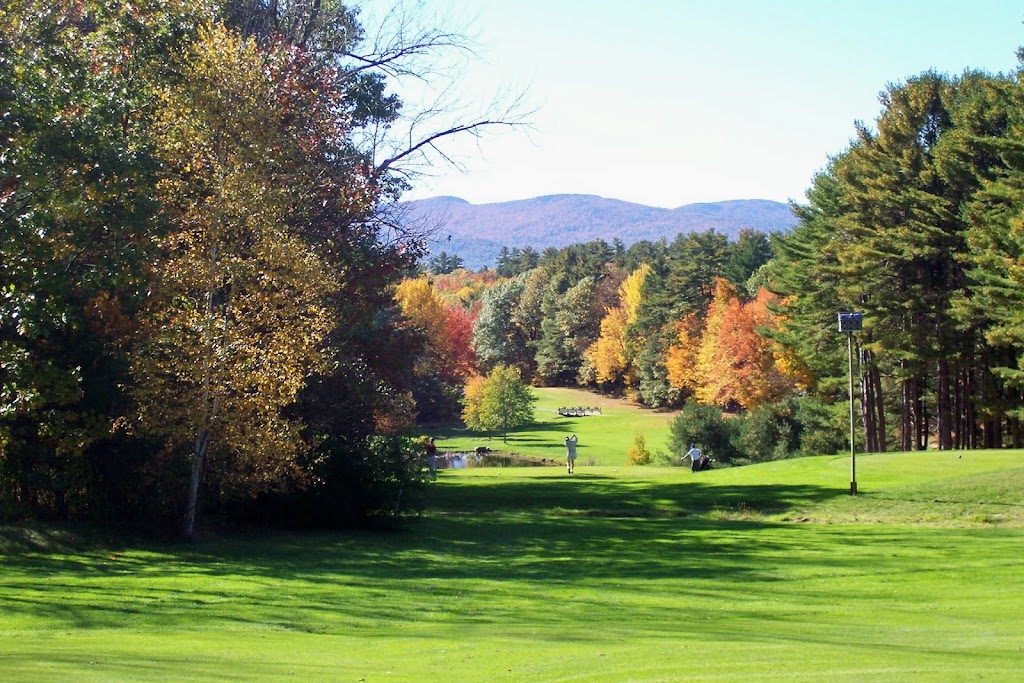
[565,434,578,473]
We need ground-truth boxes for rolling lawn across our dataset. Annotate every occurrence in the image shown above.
[428,386,679,466]
[2,450,1023,681]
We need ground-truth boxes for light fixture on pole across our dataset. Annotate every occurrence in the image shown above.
[838,311,863,495]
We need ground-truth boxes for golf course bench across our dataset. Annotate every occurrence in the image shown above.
[557,406,601,417]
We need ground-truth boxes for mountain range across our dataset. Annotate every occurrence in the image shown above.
[401,194,800,271]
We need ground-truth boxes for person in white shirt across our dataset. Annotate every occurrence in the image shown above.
[683,444,709,472]
[565,434,578,473]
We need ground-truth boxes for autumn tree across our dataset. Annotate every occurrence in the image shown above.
[626,432,652,465]
[664,313,702,396]
[693,278,741,408]
[395,276,477,420]
[461,365,536,442]
[586,264,651,388]
[395,277,448,350]
[0,0,206,518]
[128,23,338,539]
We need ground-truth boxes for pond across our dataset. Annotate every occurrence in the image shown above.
[437,452,557,468]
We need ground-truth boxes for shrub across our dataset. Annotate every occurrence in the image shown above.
[732,396,847,463]
[792,396,846,457]
[627,432,652,465]
[735,399,800,462]
[668,403,740,465]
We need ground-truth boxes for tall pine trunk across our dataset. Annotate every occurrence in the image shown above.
[872,365,887,452]
[900,371,914,451]
[937,357,952,450]
[859,345,876,452]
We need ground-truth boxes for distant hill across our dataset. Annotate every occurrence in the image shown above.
[401,194,799,270]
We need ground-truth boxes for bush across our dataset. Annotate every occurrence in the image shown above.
[668,403,740,465]
[792,396,846,457]
[226,434,428,530]
[627,432,652,465]
[732,396,846,463]
[665,397,852,469]
[412,371,463,423]
[735,400,800,463]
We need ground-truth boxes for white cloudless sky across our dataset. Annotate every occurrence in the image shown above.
[366,0,1024,209]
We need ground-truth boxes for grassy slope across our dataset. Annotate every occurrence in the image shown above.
[429,386,678,466]
[1,452,1023,681]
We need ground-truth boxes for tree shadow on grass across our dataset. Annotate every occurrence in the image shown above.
[7,476,991,638]
[1,502,1015,640]
[427,475,843,519]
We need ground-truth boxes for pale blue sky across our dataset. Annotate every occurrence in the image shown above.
[369,1,1024,208]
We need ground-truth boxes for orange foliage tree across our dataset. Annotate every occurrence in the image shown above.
[692,279,794,409]
[440,304,478,382]
[664,312,702,395]
[693,278,740,407]
[395,276,477,384]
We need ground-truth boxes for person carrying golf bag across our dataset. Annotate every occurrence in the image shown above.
[683,444,711,472]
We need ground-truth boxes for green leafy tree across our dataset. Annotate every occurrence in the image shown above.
[724,229,775,291]
[0,0,202,518]
[461,365,536,442]
[768,70,1020,452]
[427,251,465,275]
[954,74,1024,439]
[472,277,530,373]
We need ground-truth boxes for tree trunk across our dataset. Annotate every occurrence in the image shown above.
[937,357,952,450]
[183,429,210,540]
[901,375,913,452]
[859,345,875,453]
[872,365,887,452]
[917,384,928,451]
[965,365,978,449]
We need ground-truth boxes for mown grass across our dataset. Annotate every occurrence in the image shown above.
[428,386,678,465]
[1,451,1023,681]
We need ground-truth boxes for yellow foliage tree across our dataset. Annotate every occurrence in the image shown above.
[621,263,651,327]
[129,24,333,538]
[585,264,651,386]
[586,305,629,383]
[664,312,702,394]
[693,277,741,407]
[461,374,487,430]
[395,277,448,350]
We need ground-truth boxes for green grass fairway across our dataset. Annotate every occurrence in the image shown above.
[2,451,1024,681]
[430,386,678,465]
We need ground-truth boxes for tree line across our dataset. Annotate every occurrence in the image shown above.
[770,67,1024,453]
[412,59,1024,460]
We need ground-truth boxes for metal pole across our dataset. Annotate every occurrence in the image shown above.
[848,331,857,495]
